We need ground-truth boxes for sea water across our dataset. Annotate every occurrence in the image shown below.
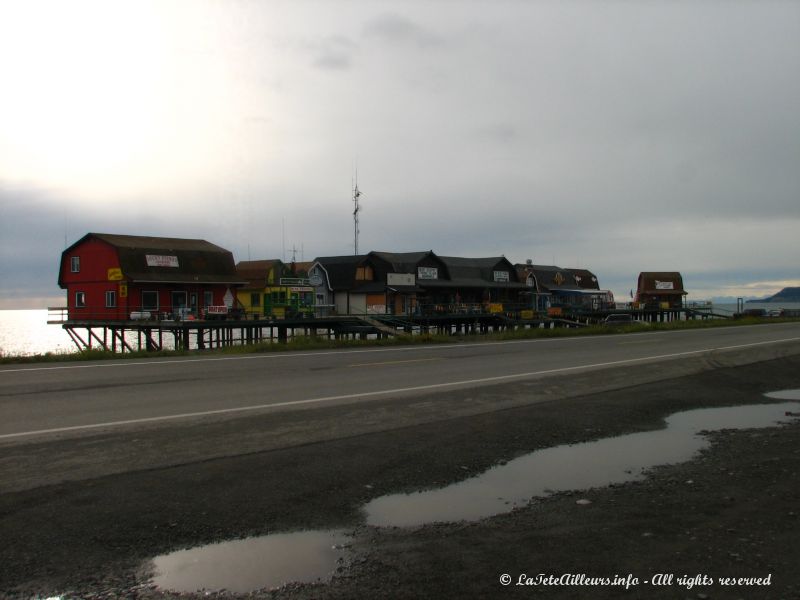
[0,309,74,356]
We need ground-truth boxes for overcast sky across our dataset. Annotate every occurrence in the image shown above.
[1,0,799,308]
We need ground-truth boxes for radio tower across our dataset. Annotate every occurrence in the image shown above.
[353,171,362,255]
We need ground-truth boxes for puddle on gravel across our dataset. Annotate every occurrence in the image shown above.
[147,394,800,593]
[149,529,348,594]
[764,389,800,400]
[363,399,800,527]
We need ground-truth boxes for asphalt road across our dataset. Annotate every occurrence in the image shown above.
[3,323,800,599]
[2,323,800,443]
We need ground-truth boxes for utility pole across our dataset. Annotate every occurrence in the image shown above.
[353,171,362,255]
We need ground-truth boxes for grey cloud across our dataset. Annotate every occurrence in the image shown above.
[363,12,442,47]
[472,123,521,145]
[0,186,71,300]
[314,53,352,70]
[310,35,358,70]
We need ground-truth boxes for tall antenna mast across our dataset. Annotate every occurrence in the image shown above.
[353,169,362,255]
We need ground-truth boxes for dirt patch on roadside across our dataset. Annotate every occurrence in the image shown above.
[2,355,800,599]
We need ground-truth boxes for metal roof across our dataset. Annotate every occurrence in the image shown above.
[637,272,688,295]
[60,233,245,287]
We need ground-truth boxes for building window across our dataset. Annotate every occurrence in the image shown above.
[105,290,117,308]
[71,256,80,273]
[355,266,374,281]
[171,291,187,311]
[142,291,159,311]
[75,291,86,308]
[204,290,214,307]
[250,293,260,307]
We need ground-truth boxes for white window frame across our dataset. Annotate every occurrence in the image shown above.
[75,291,86,308]
[105,290,117,308]
[71,256,80,273]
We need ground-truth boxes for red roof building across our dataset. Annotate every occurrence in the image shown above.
[58,233,245,321]
[635,272,688,309]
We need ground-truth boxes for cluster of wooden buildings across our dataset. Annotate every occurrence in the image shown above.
[56,233,687,323]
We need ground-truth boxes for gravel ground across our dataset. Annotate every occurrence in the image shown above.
[2,353,799,600]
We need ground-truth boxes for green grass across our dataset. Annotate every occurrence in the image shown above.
[1,316,796,365]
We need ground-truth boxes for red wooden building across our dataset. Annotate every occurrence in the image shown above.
[58,233,245,321]
[635,272,688,309]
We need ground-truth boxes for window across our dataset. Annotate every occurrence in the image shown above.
[71,256,80,273]
[171,291,187,310]
[105,290,117,308]
[250,293,260,307]
[204,291,214,307]
[75,291,86,308]
[142,291,159,311]
[355,266,374,281]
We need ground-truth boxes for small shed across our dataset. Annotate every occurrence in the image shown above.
[635,272,687,309]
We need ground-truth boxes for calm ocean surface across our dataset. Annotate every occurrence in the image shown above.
[1,304,799,357]
[0,309,75,357]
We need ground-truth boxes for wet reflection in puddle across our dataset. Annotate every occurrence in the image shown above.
[150,529,348,594]
[765,389,800,401]
[364,400,800,527]
[147,396,800,592]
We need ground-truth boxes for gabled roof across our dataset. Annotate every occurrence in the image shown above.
[289,261,314,276]
[516,264,588,292]
[564,269,600,290]
[59,232,244,286]
[236,259,282,274]
[235,260,285,290]
[88,232,232,253]
[370,251,439,274]
[311,255,367,291]
[637,272,687,295]
[431,256,526,289]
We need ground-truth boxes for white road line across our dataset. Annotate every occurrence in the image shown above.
[3,336,799,441]
[347,358,442,368]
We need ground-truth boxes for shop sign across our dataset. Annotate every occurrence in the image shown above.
[388,273,415,286]
[655,280,674,290]
[418,267,438,280]
[493,271,509,283]
[146,254,180,268]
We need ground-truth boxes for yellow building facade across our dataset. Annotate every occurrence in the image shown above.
[235,260,315,319]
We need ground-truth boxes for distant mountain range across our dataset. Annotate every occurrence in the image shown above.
[745,287,800,303]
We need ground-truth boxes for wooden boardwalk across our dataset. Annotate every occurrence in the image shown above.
[47,307,712,354]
